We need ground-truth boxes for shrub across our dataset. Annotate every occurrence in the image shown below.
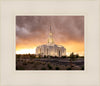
[16,66,25,70]
[75,54,79,58]
[41,67,46,70]
[44,55,47,58]
[30,62,34,64]
[54,56,57,58]
[55,67,60,70]
[16,55,20,58]
[48,64,52,69]
[62,56,66,58]
[66,67,71,70]
[23,62,27,65]
[81,66,84,70]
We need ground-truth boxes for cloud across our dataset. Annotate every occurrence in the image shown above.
[16,16,84,46]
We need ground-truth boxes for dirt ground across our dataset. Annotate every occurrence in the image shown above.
[16,58,84,70]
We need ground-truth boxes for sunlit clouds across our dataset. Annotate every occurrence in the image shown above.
[16,16,84,56]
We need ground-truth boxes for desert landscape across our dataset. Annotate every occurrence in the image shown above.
[16,53,84,70]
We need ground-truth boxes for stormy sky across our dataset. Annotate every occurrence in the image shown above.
[16,16,84,55]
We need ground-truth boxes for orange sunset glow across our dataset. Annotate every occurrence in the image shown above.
[16,16,84,56]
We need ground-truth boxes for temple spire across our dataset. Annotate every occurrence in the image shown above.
[48,25,54,44]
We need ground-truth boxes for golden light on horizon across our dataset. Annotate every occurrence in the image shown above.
[16,41,84,56]
[16,47,36,54]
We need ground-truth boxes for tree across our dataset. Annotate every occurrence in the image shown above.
[39,54,41,58]
[48,64,52,69]
[69,52,75,68]
[44,55,47,58]
[62,56,66,58]
[75,54,79,58]
[70,52,75,60]
[16,54,21,60]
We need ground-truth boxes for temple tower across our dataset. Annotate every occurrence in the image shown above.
[48,26,54,44]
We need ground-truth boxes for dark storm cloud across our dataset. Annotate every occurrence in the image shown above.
[16,16,84,45]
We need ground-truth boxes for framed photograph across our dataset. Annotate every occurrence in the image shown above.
[16,16,84,70]
[0,0,100,86]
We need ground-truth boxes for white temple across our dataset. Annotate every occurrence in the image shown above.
[36,26,66,57]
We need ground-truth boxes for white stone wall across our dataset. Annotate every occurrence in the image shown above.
[36,44,66,57]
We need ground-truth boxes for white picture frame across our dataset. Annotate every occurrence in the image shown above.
[0,0,100,86]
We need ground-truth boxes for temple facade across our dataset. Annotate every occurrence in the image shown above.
[36,26,66,57]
